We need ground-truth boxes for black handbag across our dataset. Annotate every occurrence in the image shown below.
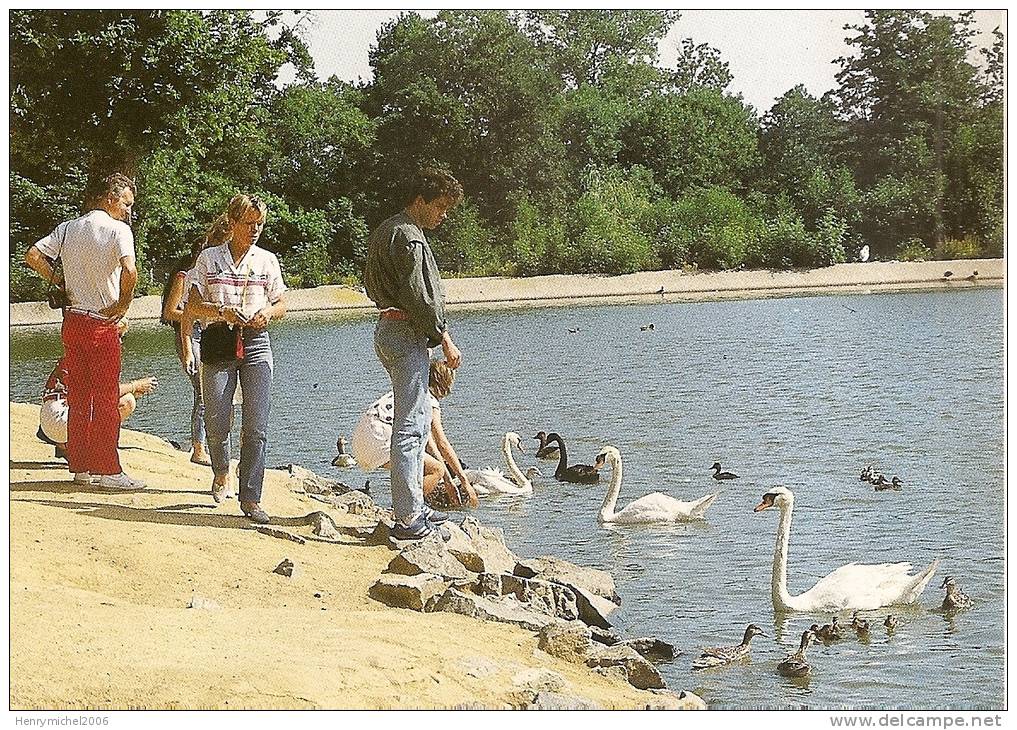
[200,322,242,365]
[46,224,70,310]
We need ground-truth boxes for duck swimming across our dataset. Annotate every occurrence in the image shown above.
[691,624,764,670]
[884,615,898,630]
[546,432,600,484]
[533,431,560,460]
[813,616,843,642]
[777,630,816,678]
[850,612,870,634]
[940,576,972,611]
[331,436,357,468]
[711,462,739,480]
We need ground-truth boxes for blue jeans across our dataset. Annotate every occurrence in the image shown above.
[374,318,431,523]
[177,324,207,450]
[201,329,273,503]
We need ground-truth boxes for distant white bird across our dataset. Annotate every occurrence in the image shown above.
[858,245,870,263]
[595,447,718,524]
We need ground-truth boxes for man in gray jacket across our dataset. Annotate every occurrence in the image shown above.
[364,168,465,540]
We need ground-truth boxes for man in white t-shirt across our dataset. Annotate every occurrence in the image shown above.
[24,172,145,491]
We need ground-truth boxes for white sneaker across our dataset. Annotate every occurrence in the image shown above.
[72,472,98,484]
[97,472,146,491]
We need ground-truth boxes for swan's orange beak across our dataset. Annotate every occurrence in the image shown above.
[754,493,776,512]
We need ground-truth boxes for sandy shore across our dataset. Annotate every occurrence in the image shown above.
[9,259,1002,326]
[9,402,685,710]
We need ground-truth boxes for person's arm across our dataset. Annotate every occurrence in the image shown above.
[429,407,478,506]
[245,293,287,330]
[25,246,62,287]
[184,283,245,326]
[120,376,158,398]
[98,255,138,322]
[162,272,187,323]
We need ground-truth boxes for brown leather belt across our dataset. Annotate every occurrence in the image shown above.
[379,309,409,321]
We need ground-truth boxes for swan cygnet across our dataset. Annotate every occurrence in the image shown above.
[940,576,973,611]
[596,447,718,524]
[754,486,940,612]
[711,462,739,480]
[533,430,561,460]
[546,432,601,484]
[777,630,816,678]
[691,624,765,670]
[331,435,357,468]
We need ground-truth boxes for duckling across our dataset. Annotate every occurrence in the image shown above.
[940,576,972,611]
[331,435,357,468]
[850,612,870,634]
[860,465,872,482]
[873,474,896,490]
[777,630,815,678]
[691,624,765,670]
[814,616,843,641]
[640,323,655,331]
[884,614,898,630]
[711,462,739,480]
[890,476,903,490]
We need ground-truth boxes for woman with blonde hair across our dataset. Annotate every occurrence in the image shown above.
[183,194,287,524]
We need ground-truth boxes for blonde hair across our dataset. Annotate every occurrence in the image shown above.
[225,193,267,224]
[428,360,456,399]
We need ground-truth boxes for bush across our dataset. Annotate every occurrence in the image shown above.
[746,207,846,269]
[896,238,932,262]
[940,234,983,260]
[667,187,763,270]
[506,196,568,276]
[430,199,497,276]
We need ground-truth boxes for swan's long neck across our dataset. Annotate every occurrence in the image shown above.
[552,435,568,475]
[502,436,529,488]
[599,454,622,522]
[772,498,795,610]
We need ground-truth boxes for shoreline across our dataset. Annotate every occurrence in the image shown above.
[9,402,698,710]
[8,259,1003,327]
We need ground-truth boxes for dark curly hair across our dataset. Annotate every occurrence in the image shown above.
[405,167,463,206]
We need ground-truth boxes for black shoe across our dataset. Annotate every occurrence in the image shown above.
[390,513,435,541]
[241,502,271,524]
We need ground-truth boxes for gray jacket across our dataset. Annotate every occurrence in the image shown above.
[363,212,447,347]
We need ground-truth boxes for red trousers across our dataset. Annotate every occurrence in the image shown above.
[61,312,122,475]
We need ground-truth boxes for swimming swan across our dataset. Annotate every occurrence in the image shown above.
[464,432,537,495]
[547,432,600,484]
[595,447,718,524]
[754,486,940,612]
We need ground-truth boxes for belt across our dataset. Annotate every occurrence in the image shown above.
[65,307,113,322]
[379,309,409,321]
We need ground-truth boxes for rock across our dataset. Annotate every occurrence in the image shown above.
[369,573,450,612]
[537,621,593,664]
[593,665,629,682]
[309,511,341,540]
[254,526,306,544]
[515,555,620,604]
[187,594,221,610]
[586,645,665,690]
[500,575,579,621]
[429,588,557,631]
[334,490,376,515]
[526,692,602,711]
[589,625,623,646]
[512,668,567,694]
[617,637,680,663]
[643,689,707,710]
[450,517,518,574]
[273,558,298,578]
[572,584,617,629]
[386,534,474,581]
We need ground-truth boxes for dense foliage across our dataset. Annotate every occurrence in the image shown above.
[10,9,1003,301]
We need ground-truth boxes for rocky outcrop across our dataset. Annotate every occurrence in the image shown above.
[537,621,594,664]
[586,645,666,690]
[429,589,557,631]
[515,555,621,604]
[385,534,475,581]
[447,518,518,574]
[368,573,450,612]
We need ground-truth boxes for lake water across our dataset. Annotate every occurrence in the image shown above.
[9,288,1005,709]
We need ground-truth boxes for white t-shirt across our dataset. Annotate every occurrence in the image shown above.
[33,210,135,312]
[351,391,441,471]
[184,243,286,320]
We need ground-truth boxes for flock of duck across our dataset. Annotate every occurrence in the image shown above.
[331,431,974,682]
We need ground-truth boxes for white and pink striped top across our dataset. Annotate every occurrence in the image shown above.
[184,243,286,320]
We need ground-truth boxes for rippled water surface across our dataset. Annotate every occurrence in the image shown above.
[10,288,1004,709]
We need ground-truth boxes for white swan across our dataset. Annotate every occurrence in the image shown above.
[595,447,718,524]
[463,432,537,496]
[754,486,940,613]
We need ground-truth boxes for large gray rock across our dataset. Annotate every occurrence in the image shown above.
[589,625,623,646]
[527,692,603,711]
[449,517,518,574]
[586,645,666,690]
[572,584,618,629]
[369,573,450,611]
[500,574,579,621]
[386,534,475,581]
[537,621,593,664]
[515,555,620,604]
[617,637,680,663]
[429,588,557,631]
